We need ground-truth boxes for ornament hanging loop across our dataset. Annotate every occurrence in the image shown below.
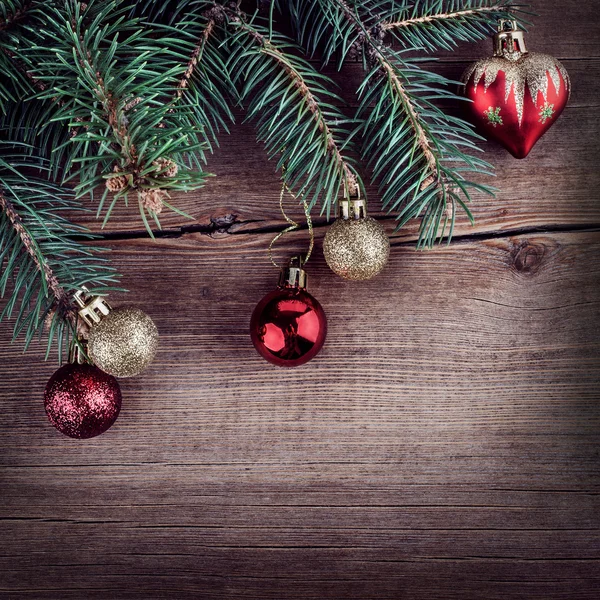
[494,20,527,58]
[268,180,314,269]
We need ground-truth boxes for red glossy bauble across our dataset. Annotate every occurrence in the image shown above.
[44,363,122,439]
[462,23,570,159]
[250,286,327,367]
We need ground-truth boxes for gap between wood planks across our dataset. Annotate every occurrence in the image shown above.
[87,217,600,247]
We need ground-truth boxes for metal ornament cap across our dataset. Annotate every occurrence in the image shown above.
[73,288,111,328]
[323,199,390,281]
[493,19,527,59]
[278,255,308,290]
[87,307,159,378]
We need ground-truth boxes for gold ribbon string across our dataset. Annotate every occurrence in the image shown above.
[269,181,314,269]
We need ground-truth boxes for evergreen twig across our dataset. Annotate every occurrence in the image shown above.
[227,8,362,213]
[0,189,74,322]
[174,16,216,102]
[289,0,514,246]
[381,1,528,52]
[0,146,120,359]
[158,3,235,154]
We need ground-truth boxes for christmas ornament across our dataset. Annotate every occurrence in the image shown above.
[44,362,122,439]
[323,198,389,280]
[250,256,327,367]
[461,20,570,159]
[74,289,159,378]
[251,179,326,367]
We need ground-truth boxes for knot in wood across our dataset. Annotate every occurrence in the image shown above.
[210,213,238,234]
[511,240,546,275]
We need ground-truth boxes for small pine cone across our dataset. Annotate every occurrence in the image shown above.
[346,172,359,197]
[371,23,386,43]
[153,158,179,178]
[205,6,226,24]
[348,33,365,61]
[140,189,166,214]
[106,173,127,192]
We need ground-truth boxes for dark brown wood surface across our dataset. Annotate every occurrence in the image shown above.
[1,2,599,598]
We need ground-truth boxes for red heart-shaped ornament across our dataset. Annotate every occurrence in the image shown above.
[462,24,570,159]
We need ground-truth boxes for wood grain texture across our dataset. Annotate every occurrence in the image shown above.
[1,1,599,598]
[1,231,599,598]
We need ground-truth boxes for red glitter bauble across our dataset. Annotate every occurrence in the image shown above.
[44,363,122,439]
[462,23,570,159]
[250,287,327,367]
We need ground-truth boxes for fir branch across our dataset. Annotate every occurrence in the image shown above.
[327,3,440,178]
[174,16,216,102]
[0,189,73,321]
[384,5,507,29]
[80,52,136,166]
[326,0,445,193]
[0,147,120,359]
[376,57,438,179]
[227,10,362,212]
[158,3,235,154]
[16,0,211,230]
[381,1,528,52]
[0,0,526,253]
[239,18,359,196]
[290,0,502,246]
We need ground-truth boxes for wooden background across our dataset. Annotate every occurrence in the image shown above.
[1,2,599,598]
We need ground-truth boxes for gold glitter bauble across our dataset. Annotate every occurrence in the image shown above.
[88,308,159,378]
[323,216,390,281]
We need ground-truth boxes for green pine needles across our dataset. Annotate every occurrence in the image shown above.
[0,0,526,358]
[0,145,120,358]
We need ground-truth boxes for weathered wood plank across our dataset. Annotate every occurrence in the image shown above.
[0,230,598,597]
[1,1,599,597]
[0,560,598,600]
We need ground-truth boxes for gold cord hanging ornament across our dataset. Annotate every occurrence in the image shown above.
[268,181,314,270]
[250,179,327,368]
